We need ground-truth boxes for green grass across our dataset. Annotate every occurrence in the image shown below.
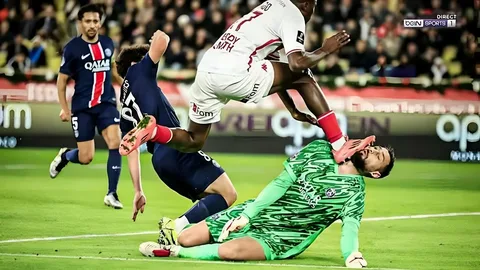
[0,149,479,270]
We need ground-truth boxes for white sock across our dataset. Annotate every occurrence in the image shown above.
[331,136,347,151]
[174,216,190,233]
[169,245,181,257]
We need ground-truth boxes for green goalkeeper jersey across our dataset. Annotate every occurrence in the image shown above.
[241,139,366,259]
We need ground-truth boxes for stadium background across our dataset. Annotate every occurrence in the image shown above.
[0,1,479,270]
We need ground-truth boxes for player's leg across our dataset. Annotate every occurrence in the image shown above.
[98,103,123,209]
[172,172,237,233]
[140,236,267,260]
[267,61,375,162]
[119,74,220,155]
[49,111,95,178]
[142,204,268,261]
[154,150,236,244]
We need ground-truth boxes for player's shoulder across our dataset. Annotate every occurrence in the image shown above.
[304,140,332,151]
[99,35,114,43]
[281,0,305,22]
[63,36,81,50]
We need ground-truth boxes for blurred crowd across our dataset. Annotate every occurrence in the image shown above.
[0,0,478,81]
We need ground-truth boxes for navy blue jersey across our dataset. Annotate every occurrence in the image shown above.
[60,35,116,113]
[119,53,180,137]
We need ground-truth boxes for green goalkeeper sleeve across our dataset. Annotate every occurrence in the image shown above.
[340,217,360,260]
[242,169,295,220]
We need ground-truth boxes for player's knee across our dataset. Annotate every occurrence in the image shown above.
[78,152,94,164]
[104,132,121,149]
[107,137,120,149]
[222,187,237,207]
[296,75,317,92]
[177,230,196,247]
[218,243,243,261]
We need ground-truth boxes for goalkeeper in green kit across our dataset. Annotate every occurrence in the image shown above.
[139,138,395,268]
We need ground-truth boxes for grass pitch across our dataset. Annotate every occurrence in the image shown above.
[0,148,479,270]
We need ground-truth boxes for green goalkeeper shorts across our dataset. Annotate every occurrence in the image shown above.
[205,170,299,260]
[205,201,276,260]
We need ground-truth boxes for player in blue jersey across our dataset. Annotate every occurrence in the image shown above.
[49,4,124,209]
[114,31,237,244]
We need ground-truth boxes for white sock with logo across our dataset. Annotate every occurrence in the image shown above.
[175,216,190,233]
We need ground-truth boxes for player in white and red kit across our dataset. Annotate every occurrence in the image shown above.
[120,0,375,163]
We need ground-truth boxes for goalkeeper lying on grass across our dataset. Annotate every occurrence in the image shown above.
[139,139,395,268]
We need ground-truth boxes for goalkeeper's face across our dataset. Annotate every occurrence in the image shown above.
[351,146,392,179]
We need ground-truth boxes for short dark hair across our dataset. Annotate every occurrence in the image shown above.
[77,4,103,21]
[379,146,395,178]
[115,44,150,78]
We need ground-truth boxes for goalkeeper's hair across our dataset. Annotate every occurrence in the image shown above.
[379,146,395,178]
[115,44,150,78]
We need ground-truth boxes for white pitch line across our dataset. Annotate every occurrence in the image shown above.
[0,253,408,270]
[0,231,158,244]
[0,164,107,170]
[0,212,479,244]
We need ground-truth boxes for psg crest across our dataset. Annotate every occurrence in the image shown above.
[105,48,112,57]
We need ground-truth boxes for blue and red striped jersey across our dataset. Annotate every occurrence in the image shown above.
[59,35,116,113]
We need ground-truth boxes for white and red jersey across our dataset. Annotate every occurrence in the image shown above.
[197,0,306,75]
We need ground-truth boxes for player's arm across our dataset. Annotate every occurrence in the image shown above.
[57,73,70,113]
[111,60,124,85]
[241,171,295,219]
[148,30,170,64]
[57,45,74,117]
[340,191,367,268]
[278,12,350,73]
[218,171,295,241]
[126,142,146,221]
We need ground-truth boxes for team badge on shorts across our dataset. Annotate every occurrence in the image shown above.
[105,48,112,57]
[325,188,336,198]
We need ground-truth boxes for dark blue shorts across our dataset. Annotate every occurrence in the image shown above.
[71,103,120,142]
[151,144,225,201]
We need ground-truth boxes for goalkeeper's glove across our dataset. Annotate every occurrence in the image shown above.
[218,215,249,242]
[345,252,367,268]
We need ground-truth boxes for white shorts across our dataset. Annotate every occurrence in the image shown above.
[189,60,274,124]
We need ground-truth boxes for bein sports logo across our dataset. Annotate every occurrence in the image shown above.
[0,104,32,129]
[84,59,110,72]
[271,110,347,156]
[436,114,480,162]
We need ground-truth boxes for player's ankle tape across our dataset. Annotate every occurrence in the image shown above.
[152,125,173,144]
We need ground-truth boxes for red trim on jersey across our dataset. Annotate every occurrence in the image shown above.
[88,43,106,108]
[285,49,303,56]
[247,38,281,71]
[235,11,263,31]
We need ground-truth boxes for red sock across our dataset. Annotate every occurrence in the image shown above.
[151,125,173,144]
[317,111,343,143]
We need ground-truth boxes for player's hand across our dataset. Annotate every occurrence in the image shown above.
[132,191,146,222]
[320,30,351,55]
[345,252,368,268]
[150,30,170,44]
[59,109,71,122]
[218,215,249,242]
[291,110,318,126]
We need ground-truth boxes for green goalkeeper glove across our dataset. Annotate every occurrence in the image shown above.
[345,252,368,268]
